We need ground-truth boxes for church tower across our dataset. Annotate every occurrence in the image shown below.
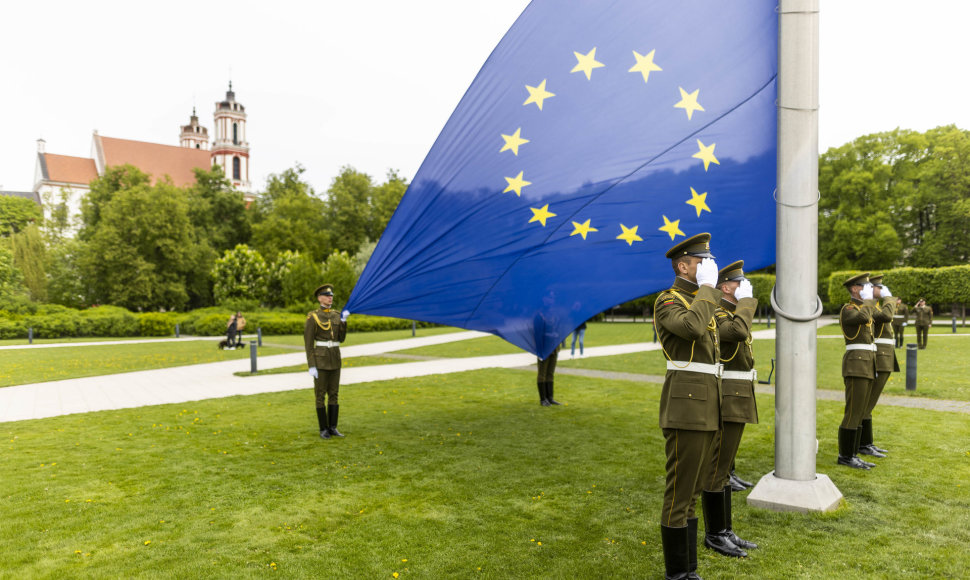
[211,82,251,191]
[179,108,209,150]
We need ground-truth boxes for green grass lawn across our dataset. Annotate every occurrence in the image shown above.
[0,327,463,388]
[2,369,968,578]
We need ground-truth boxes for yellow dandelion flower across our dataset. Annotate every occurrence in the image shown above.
[74,550,82,554]
[393,573,399,579]
[537,541,542,546]
[144,540,151,545]
[402,558,407,562]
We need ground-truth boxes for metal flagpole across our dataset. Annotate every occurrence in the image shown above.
[746,0,843,512]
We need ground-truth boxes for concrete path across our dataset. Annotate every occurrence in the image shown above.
[3,325,968,423]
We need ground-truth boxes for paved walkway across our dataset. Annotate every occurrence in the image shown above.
[2,326,968,423]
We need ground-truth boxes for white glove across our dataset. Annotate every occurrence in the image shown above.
[860,283,874,300]
[734,279,753,300]
[880,285,892,298]
[695,258,719,287]
[341,309,350,322]
[308,367,318,379]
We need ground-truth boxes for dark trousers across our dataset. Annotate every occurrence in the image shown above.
[662,428,715,527]
[704,422,745,492]
[314,369,340,406]
[841,376,872,429]
[916,325,929,349]
[864,371,890,420]
[893,325,905,347]
[537,350,558,382]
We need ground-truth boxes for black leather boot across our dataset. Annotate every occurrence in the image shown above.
[730,468,754,489]
[723,485,757,550]
[660,524,693,580]
[860,418,888,454]
[538,381,550,406]
[854,427,875,467]
[836,427,869,469]
[701,490,747,558]
[686,517,703,579]
[328,405,344,437]
[546,381,562,405]
[316,407,330,439]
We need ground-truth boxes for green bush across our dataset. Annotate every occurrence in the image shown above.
[25,312,79,338]
[80,306,139,337]
[0,317,26,339]
[138,312,177,337]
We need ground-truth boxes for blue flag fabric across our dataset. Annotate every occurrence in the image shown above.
[347,0,778,358]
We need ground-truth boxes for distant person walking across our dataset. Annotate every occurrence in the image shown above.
[892,298,909,348]
[570,320,587,357]
[226,312,246,348]
[913,298,933,349]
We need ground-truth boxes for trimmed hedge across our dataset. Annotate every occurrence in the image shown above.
[826,265,970,310]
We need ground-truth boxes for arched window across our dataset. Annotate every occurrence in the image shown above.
[232,122,239,145]
[233,156,241,180]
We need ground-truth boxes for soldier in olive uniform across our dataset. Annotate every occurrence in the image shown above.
[305,284,348,439]
[892,298,909,348]
[699,260,759,559]
[913,298,933,349]
[654,233,724,579]
[837,273,877,470]
[860,274,897,458]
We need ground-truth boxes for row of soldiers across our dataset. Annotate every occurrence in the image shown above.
[892,297,936,350]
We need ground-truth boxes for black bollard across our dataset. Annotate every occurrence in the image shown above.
[28,327,33,344]
[953,316,957,333]
[257,327,263,347]
[652,321,657,343]
[175,323,180,338]
[905,344,917,391]
[412,320,416,337]
[250,341,258,374]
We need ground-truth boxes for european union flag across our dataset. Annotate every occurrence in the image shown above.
[347,0,778,357]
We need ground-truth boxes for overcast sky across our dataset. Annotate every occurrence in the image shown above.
[2,1,968,194]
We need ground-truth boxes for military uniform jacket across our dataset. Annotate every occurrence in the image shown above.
[892,303,909,328]
[840,298,876,379]
[654,277,721,431]
[304,308,347,370]
[872,298,899,372]
[913,305,934,327]
[715,297,759,424]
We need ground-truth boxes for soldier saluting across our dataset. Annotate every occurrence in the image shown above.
[860,274,897,458]
[837,273,877,470]
[305,283,348,439]
[654,232,725,579]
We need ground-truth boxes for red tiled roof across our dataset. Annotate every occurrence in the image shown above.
[99,135,212,187]
[43,153,98,185]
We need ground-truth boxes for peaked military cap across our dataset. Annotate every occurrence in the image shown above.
[869,273,884,286]
[313,283,335,297]
[717,260,746,286]
[665,232,714,259]
[843,272,869,288]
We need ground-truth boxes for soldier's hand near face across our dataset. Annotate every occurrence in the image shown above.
[880,285,892,298]
[696,258,719,287]
[734,279,753,300]
[860,283,874,300]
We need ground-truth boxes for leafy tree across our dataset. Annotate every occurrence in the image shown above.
[249,166,331,262]
[324,166,374,255]
[212,244,269,305]
[46,239,86,308]
[267,250,321,309]
[370,169,408,239]
[187,166,251,252]
[321,250,358,308]
[0,245,28,300]
[41,188,74,241]
[0,195,43,236]
[79,164,152,240]
[10,224,47,301]
[78,180,200,310]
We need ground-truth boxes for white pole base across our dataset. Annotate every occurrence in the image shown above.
[746,471,843,513]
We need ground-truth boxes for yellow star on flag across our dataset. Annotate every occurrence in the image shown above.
[686,187,711,217]
[571,47,605,80]
[674,87,705,120]
[500,128,530,155]
[523,79,555,110]
[616,224,643,246]
[659,215,685,240]
[570,219,598,240]
[693,140,720,171]
[529,204,557,227]
[503,171,531,196]
[628,49,662,83]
